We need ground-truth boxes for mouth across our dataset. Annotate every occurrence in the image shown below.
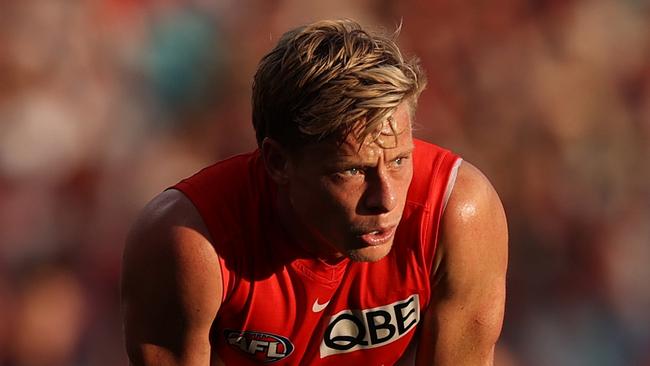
[357,225,397,246]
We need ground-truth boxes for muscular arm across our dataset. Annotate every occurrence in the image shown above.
[416,161,508,365]
[121,189,222,365]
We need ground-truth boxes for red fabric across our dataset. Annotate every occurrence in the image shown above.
[173,138,459,365]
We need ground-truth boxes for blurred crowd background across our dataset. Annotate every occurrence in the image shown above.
[1,0,649,365]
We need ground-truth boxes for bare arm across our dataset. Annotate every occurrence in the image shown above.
[416,161,508,365]
[121,189,222,365]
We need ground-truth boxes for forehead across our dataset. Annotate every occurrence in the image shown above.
[300,103,413,161]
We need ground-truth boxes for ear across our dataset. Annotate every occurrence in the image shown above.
[261,138,291,185]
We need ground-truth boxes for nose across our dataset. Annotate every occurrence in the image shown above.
[363,168,397,214]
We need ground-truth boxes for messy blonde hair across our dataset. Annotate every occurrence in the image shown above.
[252,19,426,148]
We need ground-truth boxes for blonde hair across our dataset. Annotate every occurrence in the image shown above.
[252,19,426,148]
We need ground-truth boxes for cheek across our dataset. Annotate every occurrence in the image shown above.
[322,180,366,214]
[289,179,334,215]
[291,178,362,221]
[400,167,414,198]
[400,162,414,187]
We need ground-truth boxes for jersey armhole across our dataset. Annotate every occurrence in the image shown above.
[442,158,462,213]
[426,156,462,290]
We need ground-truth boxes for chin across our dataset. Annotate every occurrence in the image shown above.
[346,242,393,262]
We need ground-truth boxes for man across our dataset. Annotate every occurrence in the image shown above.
[122,19,508,365]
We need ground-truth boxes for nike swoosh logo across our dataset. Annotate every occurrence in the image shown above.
[312,298,330,313]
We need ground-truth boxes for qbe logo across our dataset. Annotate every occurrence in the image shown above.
[224,329,294,363]
[319,294,420,358]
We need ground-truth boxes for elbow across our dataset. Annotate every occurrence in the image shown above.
[472,288,506,360]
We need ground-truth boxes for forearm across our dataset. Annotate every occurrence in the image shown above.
[414,300,503,366]
[415,331,496,366]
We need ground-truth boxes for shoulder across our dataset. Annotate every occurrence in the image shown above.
[122,188,222,317]
[122,189,222,363]
[435,160,508,289]
[125,188,216,260]
[443,160,506,233]
[136,188,206,224]
[417,161,508,366]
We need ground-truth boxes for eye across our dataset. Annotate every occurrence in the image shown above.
[390,156,408,168]
[342,167,362,176]
[334,166,365,178]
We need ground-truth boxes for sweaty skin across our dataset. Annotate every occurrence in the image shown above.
[263,103,415,263]
[415,161,508,366]
[121,101,508,365]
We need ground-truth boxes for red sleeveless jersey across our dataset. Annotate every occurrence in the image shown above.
[173,139,460,365]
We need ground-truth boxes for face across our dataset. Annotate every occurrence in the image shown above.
[281,103,414,262]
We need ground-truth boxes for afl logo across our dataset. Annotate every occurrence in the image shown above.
[224,329,294,363]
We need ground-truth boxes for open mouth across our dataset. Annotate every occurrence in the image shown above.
[358,226,397,246]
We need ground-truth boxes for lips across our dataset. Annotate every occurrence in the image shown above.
[358,226,397,246]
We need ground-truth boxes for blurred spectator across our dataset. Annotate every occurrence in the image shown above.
[4,263,86,366]
[1,0,649,365]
